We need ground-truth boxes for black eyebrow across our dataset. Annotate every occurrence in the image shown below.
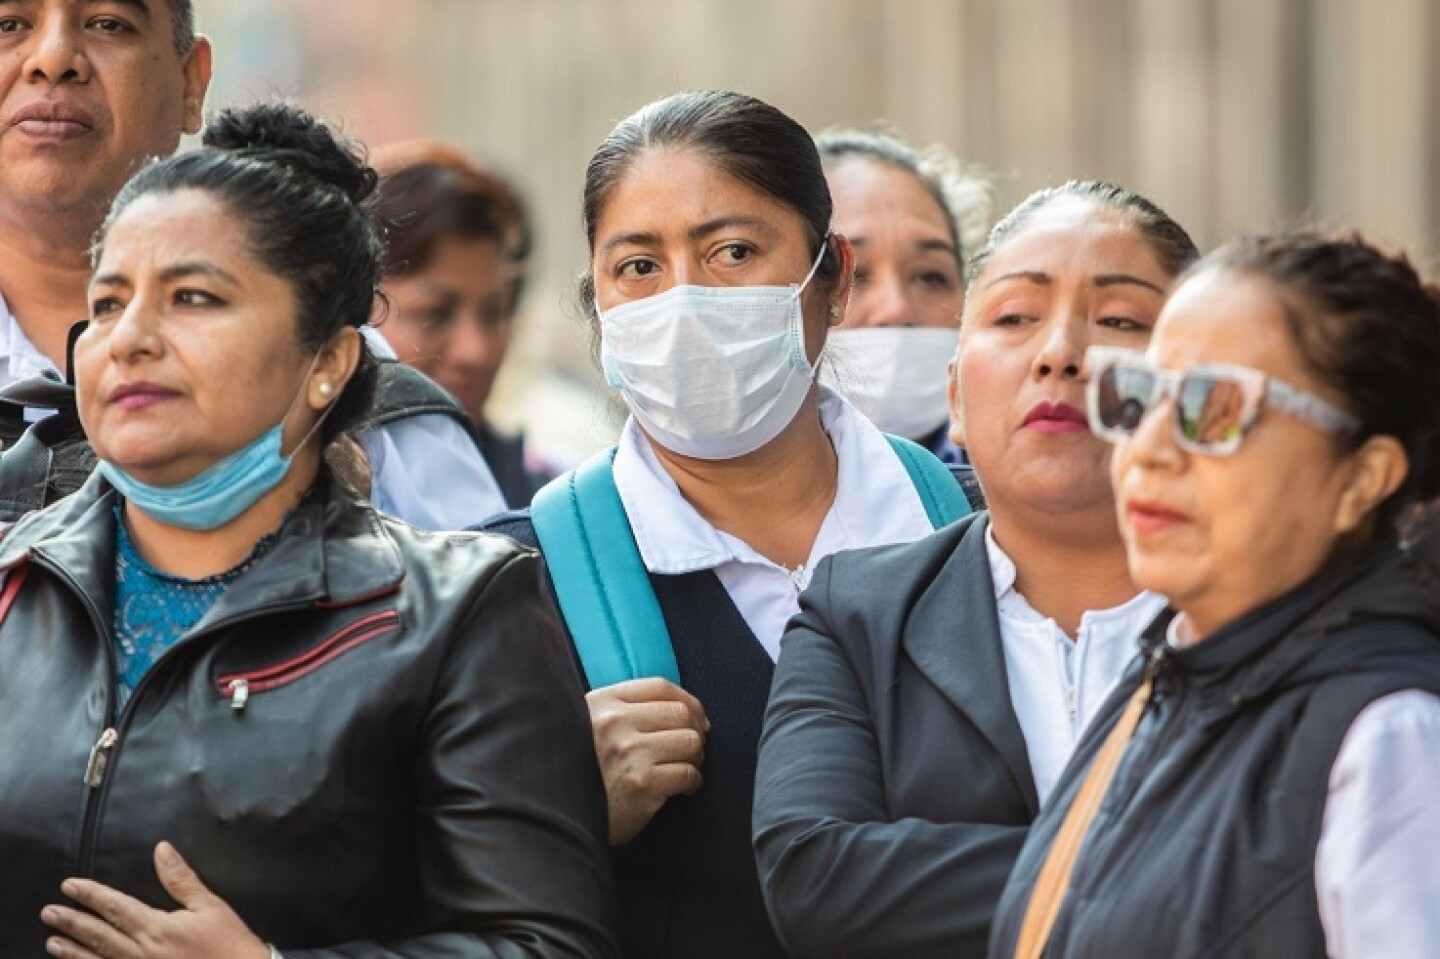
[688,215,775,241]
[159,262,239,285]
[598,215,778,258]
[91,261,240,290]
[848,236,959,258]
[983,270,1167,296]
[88,0,151,17]
[985,270,1051,289]
[0,1,154,19]
[598,231,662,257]
[1094,273,1167,296]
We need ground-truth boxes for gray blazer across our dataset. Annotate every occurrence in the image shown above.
[754,513,1040,959]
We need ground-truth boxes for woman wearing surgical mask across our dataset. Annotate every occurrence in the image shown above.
[990,232,1440,959]
[817,130,991,462]
[5,103,618,957]
[753,181,1198,958]
[483,90,960,959]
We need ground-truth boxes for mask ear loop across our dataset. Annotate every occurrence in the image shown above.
[793,232,834,377]
[278,348,343,460]
[791,232,832,301]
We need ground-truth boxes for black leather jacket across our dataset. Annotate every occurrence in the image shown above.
[0,473,619,957]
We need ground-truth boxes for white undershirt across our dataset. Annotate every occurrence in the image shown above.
[353,326,506,529]
[0,293,62,390]
[1167,614,1440,957]
[612,387,936,661]
[985,527,1168,808]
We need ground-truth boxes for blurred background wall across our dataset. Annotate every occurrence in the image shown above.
[193,0,1440,460]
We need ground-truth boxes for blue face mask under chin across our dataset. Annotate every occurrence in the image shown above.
[99,422,295,532]
[99,353,333,532]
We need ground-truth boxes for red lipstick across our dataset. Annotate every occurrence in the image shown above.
[1022,400,1089,433]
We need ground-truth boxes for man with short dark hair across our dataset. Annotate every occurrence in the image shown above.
[0,0,506,526]
[0,0,210,381]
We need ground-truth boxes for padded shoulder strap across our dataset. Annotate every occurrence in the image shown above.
[531,449,682,689]
[885,433,973,529]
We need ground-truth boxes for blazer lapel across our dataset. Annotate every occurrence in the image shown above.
[901,514,1041,815]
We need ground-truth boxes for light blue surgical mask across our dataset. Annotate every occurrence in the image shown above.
[100,353,332,531]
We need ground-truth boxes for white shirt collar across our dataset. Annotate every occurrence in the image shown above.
[612,387,935,577]
[984,523,1165,632]
[0,291,62,386]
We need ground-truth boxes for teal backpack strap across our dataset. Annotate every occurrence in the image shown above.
[885,434,973,529]
[531,448,682,689]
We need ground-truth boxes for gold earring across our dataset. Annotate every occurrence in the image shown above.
[829,304,841,319]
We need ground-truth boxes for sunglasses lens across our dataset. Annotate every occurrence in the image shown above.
[1095,363,1154,434]
[1178,374,1246,448]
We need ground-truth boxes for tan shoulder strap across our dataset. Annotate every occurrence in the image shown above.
[1013,669,1156,959]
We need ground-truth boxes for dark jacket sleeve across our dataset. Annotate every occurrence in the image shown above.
[286,551,619,959]
[753,558,1029,959]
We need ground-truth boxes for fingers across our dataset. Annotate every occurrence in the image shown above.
[593,677,710,731]
[153,842,215,911]
[648,759,704,798]
[44,937,107,959]
[608,699,707,735]
[636,726,706,766]
[41,902,138,958]
[54,878,150,934]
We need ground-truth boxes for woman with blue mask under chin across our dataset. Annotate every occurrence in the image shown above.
[480,90,968,959]
[816,130,992,464]
[0,102,618,958]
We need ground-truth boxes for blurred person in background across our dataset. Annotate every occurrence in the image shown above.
[991,231,1440,959]
[753,181,1198,959]
[817,129,991,464]
[0,0,505,530]
[370,141,557,509]
[15,101,617,958]
[485,89,971,959]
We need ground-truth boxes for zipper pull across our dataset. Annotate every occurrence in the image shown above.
[1142,644,1170,703]
[228,678,250,712]
[84,728,118,788]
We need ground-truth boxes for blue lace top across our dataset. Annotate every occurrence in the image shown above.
[112,505,281,715]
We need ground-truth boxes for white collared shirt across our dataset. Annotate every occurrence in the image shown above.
[987,528,1167,807]
[353,327,506,530]
[0,292,62,385]
[1167,615,1440,957]
[612,388,936,661]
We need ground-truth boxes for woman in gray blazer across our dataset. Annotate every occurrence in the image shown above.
[752,181,1197,959]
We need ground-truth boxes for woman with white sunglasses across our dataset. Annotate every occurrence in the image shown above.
[991,231,1440,959]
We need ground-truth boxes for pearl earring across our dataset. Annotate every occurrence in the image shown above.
[318,382,333,397]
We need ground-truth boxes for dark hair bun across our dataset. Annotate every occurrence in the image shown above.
[202,101,377,205]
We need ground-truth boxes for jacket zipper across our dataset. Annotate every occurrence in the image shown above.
[31,554,118,878]
[1062,646,1185,907]
[215,609,401,710]
[37,558,320,875]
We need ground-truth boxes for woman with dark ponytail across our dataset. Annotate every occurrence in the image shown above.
[991,230,1440,958]
[0,102,617,957]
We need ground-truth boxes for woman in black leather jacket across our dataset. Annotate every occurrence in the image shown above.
[10,102,618,958]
